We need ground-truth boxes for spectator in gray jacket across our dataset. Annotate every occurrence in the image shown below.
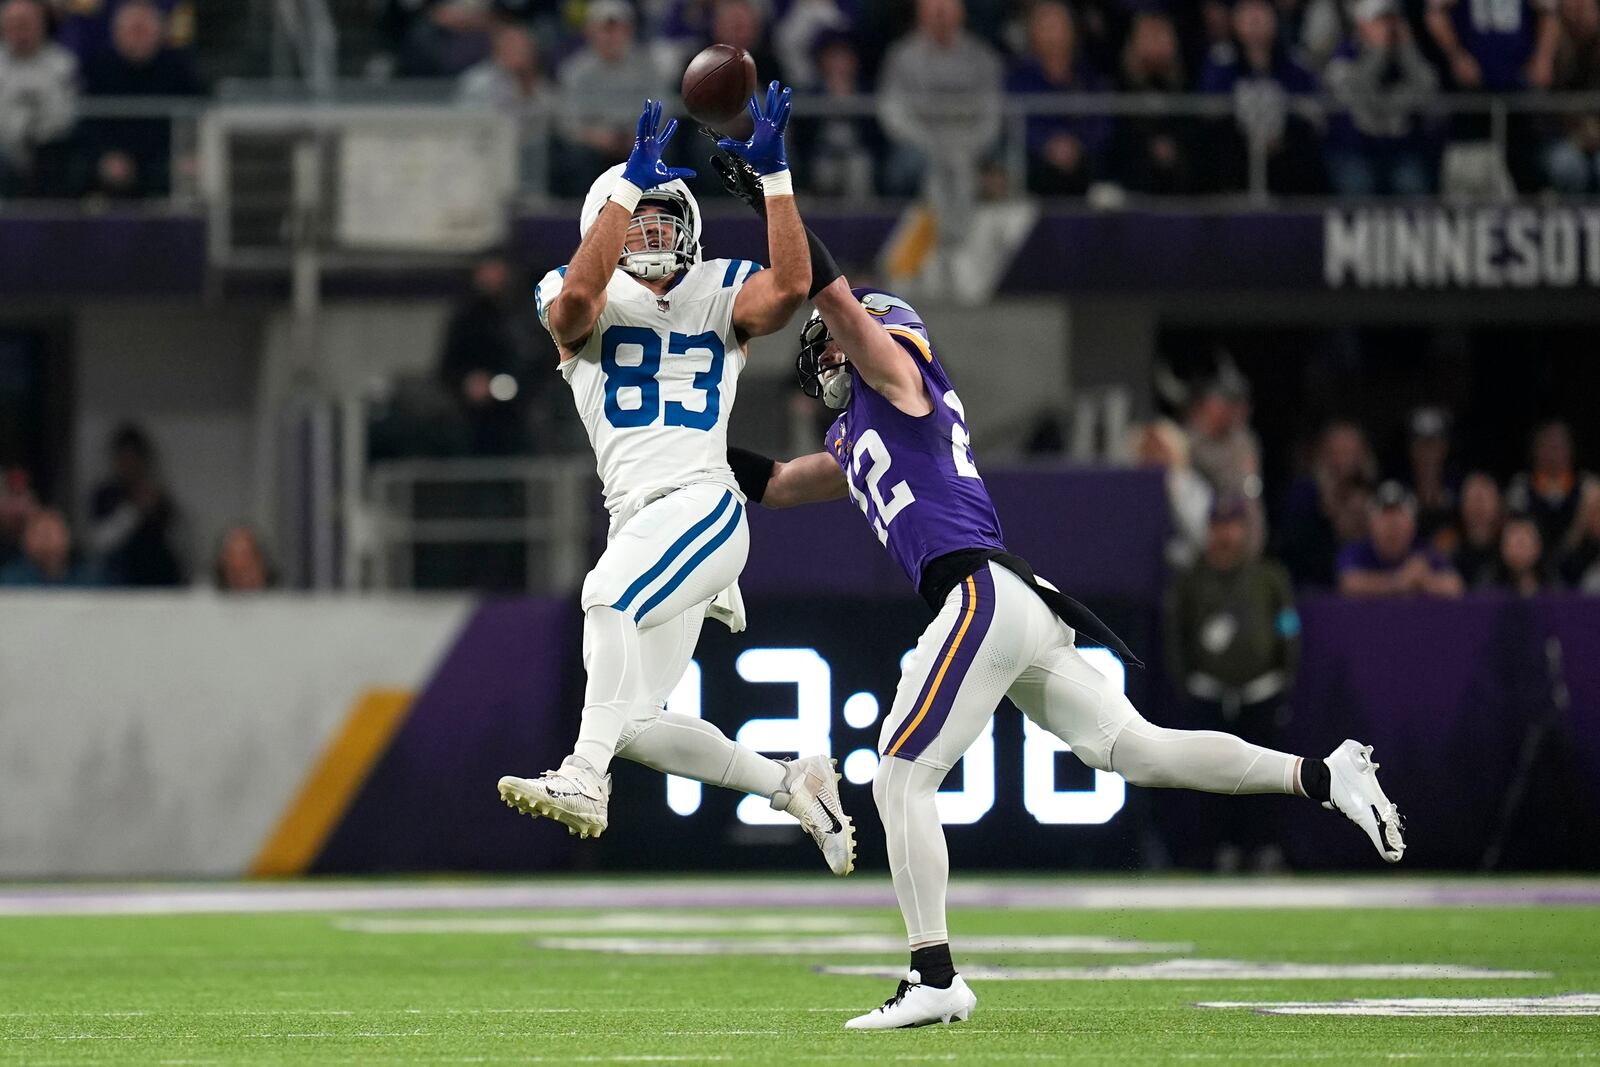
[554,0,663,197]
[458,22,549,194]
[877,0,1002,226]
[0,0,77,195]
[1324,0,1439,196]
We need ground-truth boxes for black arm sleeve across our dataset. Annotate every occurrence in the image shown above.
[805,227,843,299]
[727,447,777,505]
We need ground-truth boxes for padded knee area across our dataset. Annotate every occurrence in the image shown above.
[874,755,938,815]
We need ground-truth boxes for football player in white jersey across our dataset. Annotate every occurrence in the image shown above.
[497,89,855,876]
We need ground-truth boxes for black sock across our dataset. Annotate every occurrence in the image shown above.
[1299,757,1331,803]
[910,943,955,989]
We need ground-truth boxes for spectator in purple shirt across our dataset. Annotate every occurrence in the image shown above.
[52,0,191,64]
[1005,0,1108,195]
[1109,9,1200,195]
[1426,0,1559,91]
[1493,513,1557,595]
[1426,0,1559,189]
[80,0,203,197]
[1337,480,1465,598]
[792,29,880,199]
[1199,0,1326,193]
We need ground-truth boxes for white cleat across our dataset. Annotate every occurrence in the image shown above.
[845,970,976,1030]
[771,754,855,876]
[1324,739,1405,863]
[497,760,612,839]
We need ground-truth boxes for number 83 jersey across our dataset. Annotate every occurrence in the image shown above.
[825,321,1006,588]
[536,258,764,518]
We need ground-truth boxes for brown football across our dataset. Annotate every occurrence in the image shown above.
[681,43,757,130]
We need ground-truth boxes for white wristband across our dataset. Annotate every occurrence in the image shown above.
[758,170,794,198]
[608,178,643,213]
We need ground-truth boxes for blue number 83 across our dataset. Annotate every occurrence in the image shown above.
[601,325,726,431]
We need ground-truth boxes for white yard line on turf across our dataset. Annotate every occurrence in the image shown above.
[532,935,1194,956]
[334,914,892,934]
[819,961,1549,981]
[1198,994,1600,1016]
[4,878,1600,916]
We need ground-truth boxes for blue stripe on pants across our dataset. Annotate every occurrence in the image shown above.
[632,500,744,622]
[610,490,734,615]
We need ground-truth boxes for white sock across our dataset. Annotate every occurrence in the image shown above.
[1109,719,1299,795]
[617,713,785,796]
[874,756,950,946]
[571,605,649,775]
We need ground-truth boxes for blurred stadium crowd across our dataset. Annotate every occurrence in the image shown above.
[0,1,1596,600]
[1129,387,1600,600]
[5,353,1599,599]
[1,0,1599,199]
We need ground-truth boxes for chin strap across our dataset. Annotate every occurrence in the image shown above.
[822,369,852,409]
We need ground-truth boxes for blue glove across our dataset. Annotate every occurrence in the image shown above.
[621,99,696,190]
[717,80,792,177]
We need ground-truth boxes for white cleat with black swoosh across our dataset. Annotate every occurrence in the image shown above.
[1324,739,1405,863]
[771,754,855,876]
[846,970,976,1030]
[498,759,612,839]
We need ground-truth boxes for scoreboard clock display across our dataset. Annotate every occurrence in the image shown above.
[596,597,1162,872]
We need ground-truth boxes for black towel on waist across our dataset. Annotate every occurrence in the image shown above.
[917,548,1144,669]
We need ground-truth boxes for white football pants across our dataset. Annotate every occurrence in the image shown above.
[568,483,781,800]
[875,562,1305,946]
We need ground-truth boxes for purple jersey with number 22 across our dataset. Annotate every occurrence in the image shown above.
[823,289,1006,587]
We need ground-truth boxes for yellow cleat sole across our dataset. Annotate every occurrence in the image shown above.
[497,780,606,840]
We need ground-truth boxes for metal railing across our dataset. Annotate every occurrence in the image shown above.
[360,456,596,593]
[8,88,1600,213]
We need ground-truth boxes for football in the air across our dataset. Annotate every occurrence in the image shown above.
[681,43,757,129]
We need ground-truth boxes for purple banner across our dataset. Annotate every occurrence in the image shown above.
[16,207,1600,296]
[1275,593,1600,869]
[0,214,205,295]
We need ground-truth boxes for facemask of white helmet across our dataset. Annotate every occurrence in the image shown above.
[620,197,694,280]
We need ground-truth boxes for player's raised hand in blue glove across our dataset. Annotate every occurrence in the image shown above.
[718,80,792,177]
[622,99,696,190]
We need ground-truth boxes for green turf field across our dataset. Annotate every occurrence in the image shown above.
[2,878,1598,1066]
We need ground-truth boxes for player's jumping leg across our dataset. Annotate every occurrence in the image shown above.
[499,485,749,838]
[1008,623,1405,863]
[614,609,855,874]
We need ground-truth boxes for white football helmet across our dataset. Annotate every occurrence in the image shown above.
[580,163,702,281]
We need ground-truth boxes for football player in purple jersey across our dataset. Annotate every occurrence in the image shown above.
[712,154,1406,1031]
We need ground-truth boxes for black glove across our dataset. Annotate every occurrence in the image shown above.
[706,130,844,298]
[710,145,767,218]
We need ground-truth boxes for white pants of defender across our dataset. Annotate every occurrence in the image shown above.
[875,561,1300,945]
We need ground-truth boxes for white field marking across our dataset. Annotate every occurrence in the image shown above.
[533,935,1193,956]
[243,1031,435,1039]
[5,878,1600,916]
[819,960,1549,981]
[334,913,892,935]
[1199,994,1600,1016]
